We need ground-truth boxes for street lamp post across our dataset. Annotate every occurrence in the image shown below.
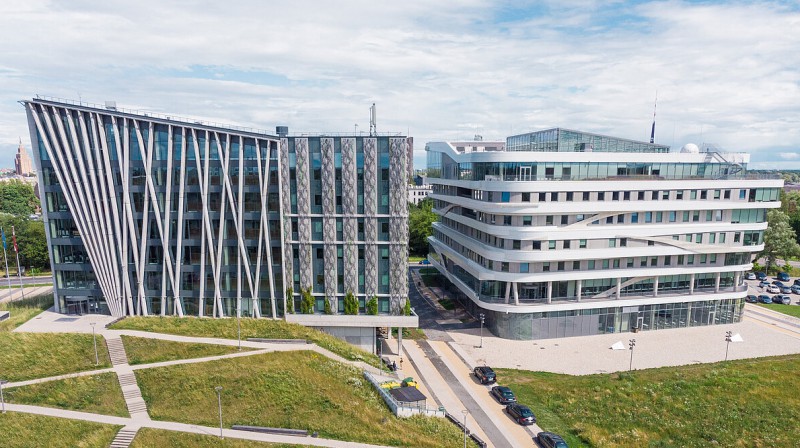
[0,379,6,414]
[478,313,485,348]
[237,300,242,351]
[90,322,99,366]
[628,338,636,371]
[461,409,469,448]
[215,386,223,438]
[725,331,733,361]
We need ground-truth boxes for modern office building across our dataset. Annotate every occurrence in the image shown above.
[23,97,412,328]
[408,184,432,205]
[426,128,782,339]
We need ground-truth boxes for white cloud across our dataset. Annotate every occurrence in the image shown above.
[0,0,798,170]
[779,152,800,160]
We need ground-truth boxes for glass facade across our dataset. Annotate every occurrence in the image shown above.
[506,128,670,153]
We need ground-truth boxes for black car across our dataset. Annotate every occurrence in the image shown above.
[772,281,785,287]
[473,366,496,384]
[490,385,516,404]
[794,279,800,286]
[759,295,772,304]
[757,272,768,281]
[745,295,758,303]
[506,403,536,425]
[537,431,569,448]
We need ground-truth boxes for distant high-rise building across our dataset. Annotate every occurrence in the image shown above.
[15,138,33,176]
[406,137,414,181]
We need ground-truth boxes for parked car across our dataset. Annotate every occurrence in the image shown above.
[506,403,536,425]
[490,386,516,404]
[792,285,800,295]
[759,295,773,304]
[767,285,780,294]
[778,272,791,282]
[745,295,758,303]
[781,285,793,294]
[772,281,785,287]
[759,281,771,288]
[756,272,768,281]
[418,259,431,265]
[473,366,496,384]
[772,295,787,304]
[745,272,757,280]
[781,295,793,305]
[537,432,569,448]
[794,279,800,286]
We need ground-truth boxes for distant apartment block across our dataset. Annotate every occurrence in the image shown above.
[426,129,781,339]
[408,184,432,205]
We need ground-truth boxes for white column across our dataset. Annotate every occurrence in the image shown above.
[715,272,721,293]
[734,272,741,290]
[576,279,582,302]
[689,273,695,294]
[616,278,621,299]
[512,282,519,305]
[504,282,511,303]
[397,327,403,355]
[547,281,552,304]
[653,277,659,297]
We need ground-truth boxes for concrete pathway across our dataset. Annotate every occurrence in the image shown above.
[3,404,393,448]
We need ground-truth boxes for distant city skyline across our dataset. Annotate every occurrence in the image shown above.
[1,1,799,170]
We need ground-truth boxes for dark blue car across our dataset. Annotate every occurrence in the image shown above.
[778,272,791,282]
[756,272,768,281]
[759,295,772,304]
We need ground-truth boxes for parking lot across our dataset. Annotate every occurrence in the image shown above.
[744,270,800,305]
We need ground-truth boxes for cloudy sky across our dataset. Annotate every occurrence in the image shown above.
[1,0,799,170]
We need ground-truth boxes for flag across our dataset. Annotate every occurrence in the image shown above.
[11,226,17,253]
[0,228,5,251]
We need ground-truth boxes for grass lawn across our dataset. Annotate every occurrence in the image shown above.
[121,335,251,365]
[408,255,426,262]
[392,326,427,340]
[438,298,456,310]
[0,412,120,448]
[135,351,470,448]
[131,428,314,448]
[0,332,112,381]
[5,372,128,417]
[498,354,800,448]
[111,316,379,367]
[757,303,800,318]
[0,294,52,331]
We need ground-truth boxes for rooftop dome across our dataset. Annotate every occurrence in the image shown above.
[680,143,700,153]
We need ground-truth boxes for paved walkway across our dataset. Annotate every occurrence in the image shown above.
[0,285,53,304]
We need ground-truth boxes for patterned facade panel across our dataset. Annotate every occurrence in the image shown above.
[279,138,293,294]
[389,138,410,309]
[364,243,377,298]
[341,137,357,216]
[293,138,313,290]
[321,138,337,300]
[343,242,357,295]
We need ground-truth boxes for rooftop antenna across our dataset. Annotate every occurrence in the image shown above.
[369,103,376,136]
[649,91,657,144]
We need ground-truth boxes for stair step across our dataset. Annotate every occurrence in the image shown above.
[109,426,140,448]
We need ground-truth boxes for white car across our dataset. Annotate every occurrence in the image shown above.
[745,272,756,280]
[767,285,780,294]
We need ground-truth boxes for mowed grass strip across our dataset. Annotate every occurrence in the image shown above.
[131,428,314,448]
[757,303,800,318]
[0,412,120,448]
[122,335,251,365]
[135,350,469,448]
[111,316,379,367]
[5,372,128,417]
[0,294,52,332]
[0,332,111,381]
[499,354,800,448]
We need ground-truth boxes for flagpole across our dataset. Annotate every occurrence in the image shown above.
[1,229,10,290]
[12,226,24,301]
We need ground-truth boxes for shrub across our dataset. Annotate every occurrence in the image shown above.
[285,287,294,314]
[324,296,333,315]
[403,299,411,316]
[344,291,358,315]
[366,295,378,315]
[300,287,314,314]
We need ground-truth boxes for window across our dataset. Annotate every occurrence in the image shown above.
[706,210,712,221]
[645,212,652,223]
[523,216,532,226]
[598,192,605,201]
[696,233,702,243]
[648,241,655,246]
[683,211,690,222]
[652,191,659,200]
[620,238,627,247]
[542,262,550,272]
[700,190,707,200]
[613,192,620,201]
[522,192,530,202]
[551,192,559,202]
[566,192,574,201]
[557,261,565,271]
[561,215,568,225]
[656,211,663,223]
[609,238,617,248]
[602,259,610,269]
[676,190,684,200]
[563,240,571,249]
[539,192,547,202]
[624,192,630,200]
[546,215,554,225]
[724,190,731,199]
[533,241,541,250]
[700,254,707,264]
[686,234,692,242]
[588,260,595,269]
[606,216,614,224]
[650,257,658,266]
[513,240,521,250]
[715,210,723,221]
[504,216,512,226]
[709,233,716,244]
[520,263,529,273]
[579,239,587,248]
[627,258,634,268]
[631,213,639,224]
[501,192,510,202]
[692,211,700,222]
[719,233,726,243]
[617,215,624,223]
[664,256,671,266]
[641,257,647,267]
[714,190,721,199]
[678,255,684,265]
[573,261,580,270]
[638,191,645,200]
[739,189,747,199]
[691,190,697,200]
[549,240,556,250]
[613,259,620,268]
[710,254,717,263]
[583,192,590,201]
[688,255,695,264]
[669,211,676,222]
[662,191,669,200]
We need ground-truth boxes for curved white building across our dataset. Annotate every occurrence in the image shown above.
[426,128,781,339]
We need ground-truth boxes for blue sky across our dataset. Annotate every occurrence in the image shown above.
[1,0,799,170]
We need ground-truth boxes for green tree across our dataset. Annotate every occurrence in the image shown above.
[324,296,333,314]
[759,209,800,273]
[0,216,50,274]
[403,298,411,316]
[285,287,294,314]
[300,287,314,314]
[408,198,437,257]
[344,291,358,315]
[0,180,39,216]
[366,295,378,315]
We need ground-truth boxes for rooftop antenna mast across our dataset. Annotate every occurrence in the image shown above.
[649,91,657,144]
[369,103,377,136]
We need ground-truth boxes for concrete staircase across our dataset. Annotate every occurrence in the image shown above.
[109,426,139,448]
[118,372,149,416]
[106,337,128,366]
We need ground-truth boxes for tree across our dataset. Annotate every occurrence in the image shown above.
[366,295,378,315]
[285,287,294,314]
[0,180,39,216]
[0,215,50,274]
[408,198,437,256]
[300,287,314,314]
[344,291,358,315]
[759,209,800,273]
[403,298,411,316]
[324,296,333,314]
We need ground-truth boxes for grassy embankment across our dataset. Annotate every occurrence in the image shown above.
[0,412,120,448]
[131,428,315,448]
[756,303,800,319]
[135,350,473,448]
[121,335,251,365]
[498,354,800,448]
[111,316,380,367]
[4,372,128,417]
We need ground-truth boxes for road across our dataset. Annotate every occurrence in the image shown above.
[0,275,53,286]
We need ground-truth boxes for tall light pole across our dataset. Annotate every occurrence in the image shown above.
[215,386,223,438]
[0,379,7,414]
[236,300,242,351]
[479,313,485,348]
[461,409,469,448]
[90,322,99,366]
[628,338,636,371]
[725,331,733,361]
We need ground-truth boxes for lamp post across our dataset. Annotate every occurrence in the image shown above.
[461,409,469,448]
[628,338,636,371]
[0,379,7,414]
[90,322,99,366]
[236,300,242,351]
[215,386,223,438]
[725,331,733,361]
[478,313,485,348]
